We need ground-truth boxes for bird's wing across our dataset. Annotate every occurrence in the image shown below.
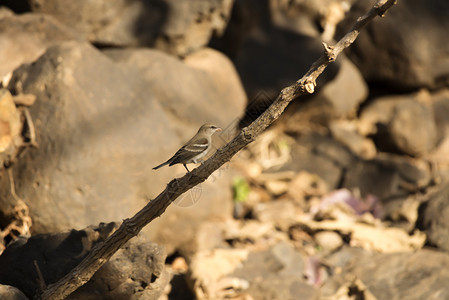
[169,137,209,165]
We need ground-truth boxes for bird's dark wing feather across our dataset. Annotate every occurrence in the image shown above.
[169,137,209,165]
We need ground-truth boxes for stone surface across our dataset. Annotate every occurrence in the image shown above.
[0,284,29,300]
[318,56,368,117]
[0,41,242,235]
[389,100,437,156]
[359,91,439,156]
[282,132,355,190]
[211,0,339,127]
[69,236,170,300]
[0,12,82,80]
[421,184,449,252]
[329,119,376,159]
[338,0,449,90]
[0,222,168,300]
[229,242,317,300]
[252,199,297,226]
[314,231,343,253]
[28,0,234,56]
[104,47,246,129]
[323,249,449,300]
[342,154,432,201]
[431,89,449,142]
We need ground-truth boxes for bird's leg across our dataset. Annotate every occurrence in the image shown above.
[183,164,190,172]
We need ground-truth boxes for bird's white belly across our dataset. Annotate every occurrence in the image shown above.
[190,146,209,163]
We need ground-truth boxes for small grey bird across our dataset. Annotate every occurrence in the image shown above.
[153,123,222,172]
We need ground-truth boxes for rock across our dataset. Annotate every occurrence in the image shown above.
[0,11,82,80]
[287,171,330,208]
[389,100,437,156]
[0,284,29,300]
[189,248,250,299]
[28,0,234,56]
[359,91,438,156]
[323,249,449,300]
[0,222,168,300]
[252,200,297,229]
[431,89,449,142]
[314,231,343,252]
[144,173,233,255]
[211,0,339,126]
[299,218,425,253]
[342,154,433,201]
[420,184,449,252]
[282,132,354,190]
[103,47,246,129]
[263,180,289,196]
[229,242,317,300]
[69,236,170,300]
[375,153,432,190]
[358,94,407,137]
[317,56,368,117]
[329,119,376,159]
[338,0,449,90]
[342,159,398,200]
[1,41,242,238]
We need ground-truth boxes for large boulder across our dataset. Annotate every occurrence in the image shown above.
[28,0,234,56]
[0,222,169,300]
[323,248,449,300]
[420,184,449,252]
[1,41,243,242]
[338,0,449,90]
[0,11,82,80]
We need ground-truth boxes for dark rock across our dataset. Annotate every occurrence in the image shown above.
[338,0,449,90]
[389,100,437,156]
[329,120,376,159]
[28,0,234,56]
[0,284,29,300]
[317,56,368,117]
[0,222,168,300]
[359,92,438,156]
[342,156,429,201]
[103,47,246,129]
[432,89,449,142]
[282,132,354,190]
[230,242,317,300]
[323,248,449,300]
[0,11,82,80]
[69,236,170,300]
[0,222,117,298]
[1,41,240,237]
[420,184,449,252]
[211,0,339,126]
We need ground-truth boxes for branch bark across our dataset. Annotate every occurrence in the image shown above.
[39,0,397,299]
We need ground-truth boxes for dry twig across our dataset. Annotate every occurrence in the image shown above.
[39,1,397,299]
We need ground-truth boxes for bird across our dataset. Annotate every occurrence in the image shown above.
[153,123,222,172]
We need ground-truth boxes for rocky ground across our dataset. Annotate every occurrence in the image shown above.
[0,0,449,299]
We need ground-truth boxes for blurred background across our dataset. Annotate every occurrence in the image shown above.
[0,0,449,299]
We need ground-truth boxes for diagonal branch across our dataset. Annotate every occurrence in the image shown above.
[39,0,397,299]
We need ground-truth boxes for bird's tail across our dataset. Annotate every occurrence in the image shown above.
[152,161,169,170]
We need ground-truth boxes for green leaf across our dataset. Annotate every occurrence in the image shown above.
[232,176,250,203]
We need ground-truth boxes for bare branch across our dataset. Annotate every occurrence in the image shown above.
[39,0,397,299]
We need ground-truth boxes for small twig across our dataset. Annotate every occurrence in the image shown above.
[39,1,397,299]
[34,260,47,292]
[20,107,39,148]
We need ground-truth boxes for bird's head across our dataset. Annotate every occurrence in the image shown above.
[199,123,222,136]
